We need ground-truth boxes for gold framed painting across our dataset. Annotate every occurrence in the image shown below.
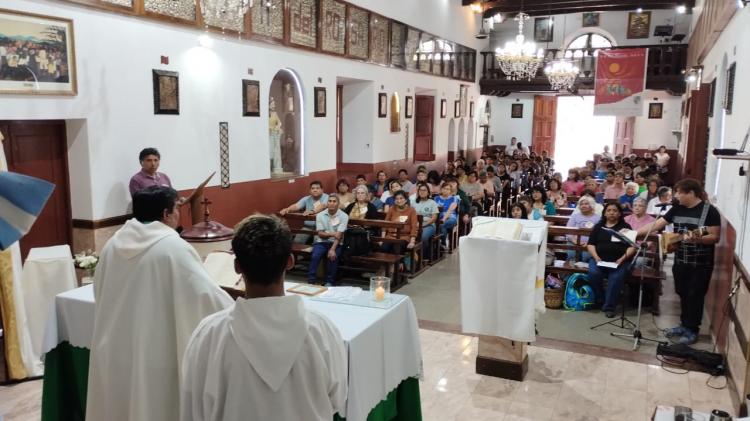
[627,11,651,39]
[0,8,77,95]
[648,102,663,119]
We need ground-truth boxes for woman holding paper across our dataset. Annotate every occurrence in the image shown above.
[586,202,636,318]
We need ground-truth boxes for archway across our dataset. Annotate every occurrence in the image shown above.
[269,68,304,177]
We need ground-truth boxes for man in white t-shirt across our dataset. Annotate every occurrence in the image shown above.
[181,215,347,421]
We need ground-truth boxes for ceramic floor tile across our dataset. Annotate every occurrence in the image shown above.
[453,393,511,420]
[502,400,554,421]
[604,357,649,392]
[509,377,563,407]
[473,376,521,401]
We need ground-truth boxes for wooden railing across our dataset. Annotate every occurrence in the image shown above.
[479,44,687,95]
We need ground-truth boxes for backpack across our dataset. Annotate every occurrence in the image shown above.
[563,273,596,311]
[341,227,371,260]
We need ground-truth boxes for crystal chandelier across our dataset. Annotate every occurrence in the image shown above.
[495,12,544,81]
[200,0,253,29]
[544,58,579,91]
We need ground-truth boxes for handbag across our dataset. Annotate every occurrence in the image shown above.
[341,227,371,260]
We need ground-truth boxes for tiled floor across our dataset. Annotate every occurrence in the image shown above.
[418,329,736,421]
[0,328,735,421]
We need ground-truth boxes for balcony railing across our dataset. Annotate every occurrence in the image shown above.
[479,44,687,95]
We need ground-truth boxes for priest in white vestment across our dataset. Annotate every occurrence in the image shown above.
[86,186,233,421]
[180,215,347,421]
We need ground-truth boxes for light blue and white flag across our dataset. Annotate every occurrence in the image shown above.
[0,171,55,250]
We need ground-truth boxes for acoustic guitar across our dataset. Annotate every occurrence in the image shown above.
[660,227,709,254]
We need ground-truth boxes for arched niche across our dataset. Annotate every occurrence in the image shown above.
[269,68,304,177]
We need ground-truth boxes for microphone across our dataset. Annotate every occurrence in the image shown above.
[654,202,672,208]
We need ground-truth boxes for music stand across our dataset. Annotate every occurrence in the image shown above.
[589,227,665,350]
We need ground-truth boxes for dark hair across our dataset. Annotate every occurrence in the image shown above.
[232,215,292,286]
[581,188,597,199]
[376,170,387,179]
[309,180,323,189]
[132,185,178,223]
[547,178,561,191]
[598,202,626,226]
[674,178,706,200]
[139,147,160,162]
[388,178,401,190]
[468,171,478,178]
[391,190,410,205]
[336,178,350,190]
[356,174,367,181]
[530,185,548,204]
[510,202,528,219]
[427,170,441,185]
[398,169,408,175]
[657,186,671,199]
[567,169,580,181]
[415,182,431,203]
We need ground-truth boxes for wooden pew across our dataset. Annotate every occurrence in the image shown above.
[544,215,571,226]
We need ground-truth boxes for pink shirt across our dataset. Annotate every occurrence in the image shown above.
[562,180,584,196]
[604,184,625,200]
[624,214,655,231]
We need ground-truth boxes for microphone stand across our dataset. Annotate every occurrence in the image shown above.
[601,225,666,350]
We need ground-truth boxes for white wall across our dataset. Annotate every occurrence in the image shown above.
[490,9,691,50]
[633,90,682,149]
[697,5,750,263]
[487,95,535,148]
[0,0,485,220]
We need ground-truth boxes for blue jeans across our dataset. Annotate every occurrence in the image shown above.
[440,218,457,240]
[587,259,631,312]
[309,242,341,285]
[421,224,436,260]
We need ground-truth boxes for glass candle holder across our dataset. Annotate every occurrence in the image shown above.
[370,276,391,302]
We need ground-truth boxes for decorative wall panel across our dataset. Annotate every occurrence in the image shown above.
[144,0,195,21]
[370,14,389,65]
[390,21,406,69]
[203,9,245,32]
[405,27,420,71]
[347,6,369,60]
[321,0,346,54]
[289,0,317,48]
[102,0,132,7]
[251,0,284,39]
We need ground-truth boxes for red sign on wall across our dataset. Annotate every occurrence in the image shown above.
[594,48,648,116]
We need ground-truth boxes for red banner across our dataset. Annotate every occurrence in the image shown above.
[594,48,647,116]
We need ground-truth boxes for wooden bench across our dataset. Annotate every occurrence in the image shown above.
[544,215,571,226]
[545,225,665,313]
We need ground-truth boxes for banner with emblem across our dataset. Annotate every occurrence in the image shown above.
[594,48,648,116]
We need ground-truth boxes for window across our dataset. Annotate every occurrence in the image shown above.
[566,33,613,50]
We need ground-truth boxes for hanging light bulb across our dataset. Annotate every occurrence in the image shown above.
[545,57,579,91]
[494,12,544,81]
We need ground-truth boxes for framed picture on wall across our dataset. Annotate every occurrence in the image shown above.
[534,17,553,43]
[405,96,413,118]
[152,70,179,115]
[314,87,326,117]
[0,9,77,95]
[242,79,260,117]
[378,93,387,117]
[648,102,663,119]
[469,101,474,118]
[582,12,599,27]
[454,100,460,118]
[440,99,447,118]
[288,0,317,49]
[627,11,651,39]
[511,103,523,118]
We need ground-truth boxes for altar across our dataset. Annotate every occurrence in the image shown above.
[40,283,423,421]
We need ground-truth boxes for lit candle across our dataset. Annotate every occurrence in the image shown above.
[375,286,385,302]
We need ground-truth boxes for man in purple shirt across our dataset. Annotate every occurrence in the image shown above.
[129,148,173,197]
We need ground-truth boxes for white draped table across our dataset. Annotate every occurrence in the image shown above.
[41,283,423,421]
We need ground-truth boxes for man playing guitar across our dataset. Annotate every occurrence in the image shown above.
[635,179,721,345]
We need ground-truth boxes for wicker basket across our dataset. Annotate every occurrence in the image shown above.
[544,286,565,309]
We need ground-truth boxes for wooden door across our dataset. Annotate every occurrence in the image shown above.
[531,96,557,156]
[613,116,635,155]
[0,121,72,260]
[679,85,710,182]
[336,85,343,165]
[414,95,435,161]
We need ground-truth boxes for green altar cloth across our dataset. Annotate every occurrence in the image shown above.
[42,341,421,421]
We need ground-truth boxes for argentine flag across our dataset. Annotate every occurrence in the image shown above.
[0,171,55,250]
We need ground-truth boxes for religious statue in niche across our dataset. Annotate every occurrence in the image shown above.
[268,97,284,174]
[269,70,302,177]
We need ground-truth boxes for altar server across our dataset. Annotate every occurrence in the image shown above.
[181,214,347,421]
[86,185,233,421]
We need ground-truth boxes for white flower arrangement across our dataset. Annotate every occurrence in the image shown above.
[74,251,99,270]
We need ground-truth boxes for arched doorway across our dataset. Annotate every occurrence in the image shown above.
[269,69,304,177]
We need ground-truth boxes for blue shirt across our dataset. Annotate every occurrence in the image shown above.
[296,194,329,212]
[434,195,459,221]
[314,209,348,243]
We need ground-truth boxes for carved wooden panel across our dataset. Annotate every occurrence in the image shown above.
[347,6,369,60]
[102,0,132,6]
[405,27,420,71]
[370,14,388,65]
[289,0,317,48]
[321,0,346,54]
[251,0,284,40]
[390,21,406,69]
[145,0,195,21]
